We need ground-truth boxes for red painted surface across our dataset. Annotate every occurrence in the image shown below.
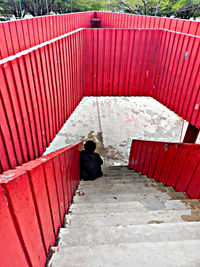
[1,171,46,267]
[0,29,84,173]
[96,11,200,36]
[0,12,93,59]
[129,140,200,199]
[84,28,161,96]
[22,161,55,254]
[0,186,29,267]
[0,142,82,267]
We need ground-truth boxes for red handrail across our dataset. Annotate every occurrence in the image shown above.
[129,139,200,199]
[0,141,83,266]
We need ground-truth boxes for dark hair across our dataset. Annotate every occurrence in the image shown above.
[84,140,96,153]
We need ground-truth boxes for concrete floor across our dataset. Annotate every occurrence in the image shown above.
[44,97,189,165]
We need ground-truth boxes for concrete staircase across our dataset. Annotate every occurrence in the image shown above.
[48,167,200,267]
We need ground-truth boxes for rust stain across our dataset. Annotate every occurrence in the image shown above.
[148,220,164,224]
[145,183,156,187]
[168,192,186,200]
[180,199,200,210]
[181,209,200,222]
[156,187,167,193]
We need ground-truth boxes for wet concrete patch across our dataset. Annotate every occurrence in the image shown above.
[147,220,164,224]
[181,210,200,222]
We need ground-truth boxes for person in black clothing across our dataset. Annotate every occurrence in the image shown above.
[80,140,103,181]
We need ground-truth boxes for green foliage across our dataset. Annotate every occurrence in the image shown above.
[111,0,200,19]
[0,0,199,18]
[0,0,108,17]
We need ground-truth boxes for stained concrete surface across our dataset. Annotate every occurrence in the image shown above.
[44,97,188,165]
[48,167,200,267]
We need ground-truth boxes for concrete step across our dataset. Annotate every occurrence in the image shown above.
[69,202,147,214]
[103,173,141,177]
[76,184,174,195]
[78,180,157,187]
[69,200,200,214]
[48,240,200,267]
[102,167,135,173]
[58,222,200,246]
[64,209,200,228]
[79,177,152,185]
[73,191,186,204]
[102,168,134,172]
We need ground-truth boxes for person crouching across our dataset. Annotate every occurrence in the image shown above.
[80,140,103,181]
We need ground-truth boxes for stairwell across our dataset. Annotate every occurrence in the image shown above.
[48,166,200,267]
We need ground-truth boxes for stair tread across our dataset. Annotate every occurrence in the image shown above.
[79,179,153,185]
[69,199,200,214]
[65,209,200,228]
[73,191,186,204]
[76,184,174,195]
[58,222,200,246]
[49,166,200,266]
[48,240,200,267]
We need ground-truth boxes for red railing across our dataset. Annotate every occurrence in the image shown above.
[96,11,200,36]
[1,27,200,173]
[129,140,200,199]
[84,28,161,96]
[84,28,200,127]
[0,12,93,59]
[152,30,200,129]
[1,11,199,61]
[0,142,82,266]
[0,29,84,173]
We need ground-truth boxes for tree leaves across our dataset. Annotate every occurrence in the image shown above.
[0,0,199,19]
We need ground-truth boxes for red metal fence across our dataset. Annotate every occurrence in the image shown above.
[152,31,200,129]
[0,29,84,173]
[0,142,82,267]
[84,28,200,129]
[129,140,200,199]
[0,12,93,59]
[96,11,200,36]
[1,11,199,60]
[84,28,161,96]
[1,27,200,173]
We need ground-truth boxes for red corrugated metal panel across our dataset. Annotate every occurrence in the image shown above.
[166,144,191,187]
[175,145,200,192]
[22,161,55,254]
[129,140,200,199]
[0,12,94,59]
[159,143,178,185]
[0,142,82,267]
[42,158,61,235]
[0,29,84,173]
[1,171,46,266]
[96,12,200,36]
[0,185,29,266]
[187,163,200,199]
[133,140,143,171]
[141,142,154,175]
[84,29,159,97]
[147,142,162,179]
[154,31,200,129]
[52,155,65,223]
[128,140,137,169]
